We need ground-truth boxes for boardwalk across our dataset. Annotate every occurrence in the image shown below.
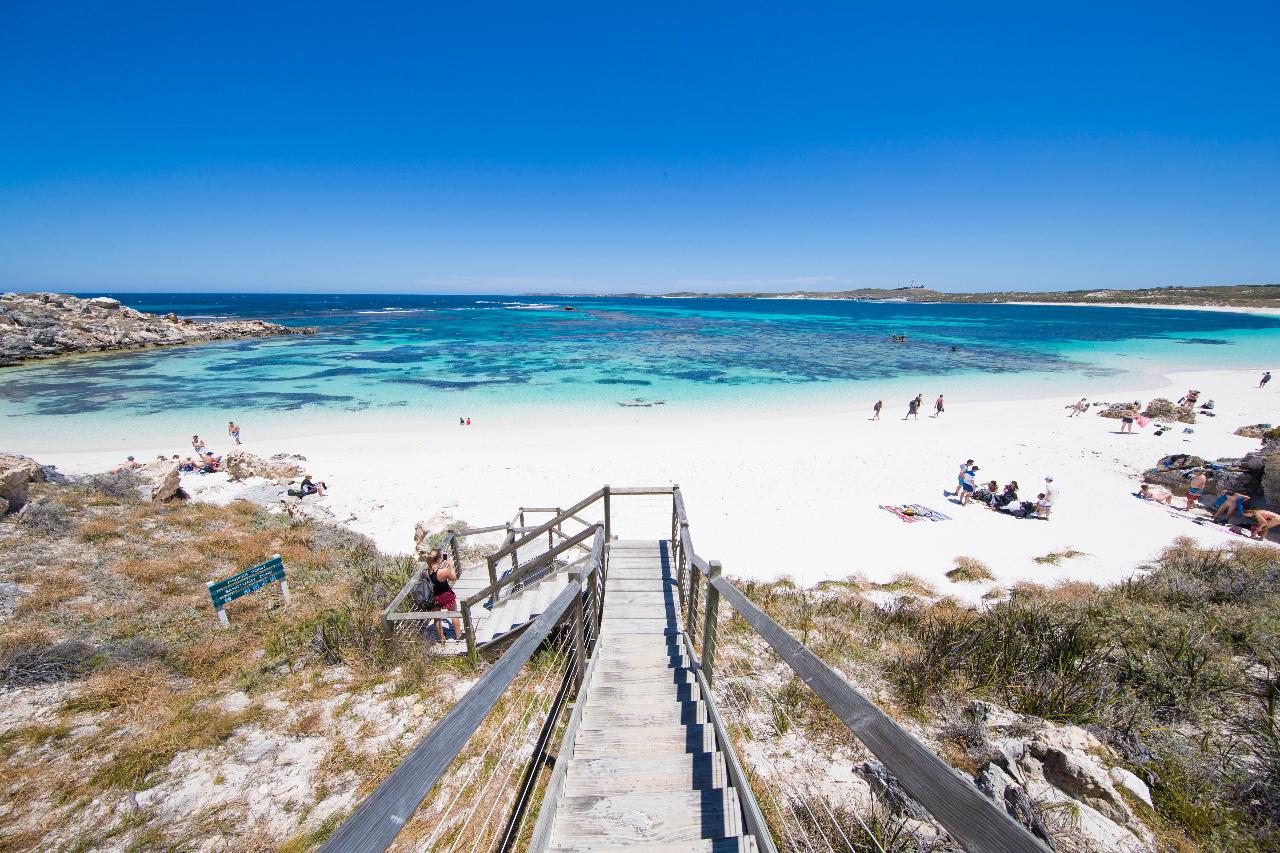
[544,540,756,851]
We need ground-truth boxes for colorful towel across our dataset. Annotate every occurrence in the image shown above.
[880,505,922,523]
[907,503,953,521]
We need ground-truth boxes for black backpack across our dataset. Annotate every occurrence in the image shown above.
[411,572,437,610]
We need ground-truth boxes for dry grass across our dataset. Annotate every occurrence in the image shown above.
[1033,547,1089,565]
[0,478,476,850]
[945,556,995,583]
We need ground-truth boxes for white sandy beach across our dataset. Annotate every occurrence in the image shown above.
[24,367,1278,600]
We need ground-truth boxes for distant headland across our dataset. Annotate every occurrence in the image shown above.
[600,283,1280,310]
[0,292,314,367]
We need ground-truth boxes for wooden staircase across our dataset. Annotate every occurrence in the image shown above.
[542,540,758,852]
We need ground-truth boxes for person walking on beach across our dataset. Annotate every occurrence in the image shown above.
[192,434,206,453]
[904,394,921,420]
[1261,371,1272,388]
[932,395,945,417]
[1069,397,1088,417]
[228,421,241,445]
[872,400,882,420]
[1185,470,1207,511]
[1119,406,1138,433]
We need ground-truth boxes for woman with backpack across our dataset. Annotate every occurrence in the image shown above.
[416,548,463,644]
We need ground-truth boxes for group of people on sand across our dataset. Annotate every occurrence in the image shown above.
[953,459,1056,519]
[1139,474,1279,541]
[871,394,945,420]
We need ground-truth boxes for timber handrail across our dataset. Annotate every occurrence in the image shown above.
[671,486,1050,853]
[489,489,604,564]
[463,524,601,609]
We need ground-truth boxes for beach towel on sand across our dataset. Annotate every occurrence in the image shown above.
[907,504,953,521]
[880,505,922,523]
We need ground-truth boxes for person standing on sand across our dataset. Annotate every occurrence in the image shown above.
[1119,406,1138,433]
[932,395,945,417]
[1041,476,1057,519]
[959,464,979,505]
[228,421,241,444]
[1184,470,1207,511]
[192,434,206,453]
[872,400,882,420]
[1261,371,1272,388]
[904,396,920,420]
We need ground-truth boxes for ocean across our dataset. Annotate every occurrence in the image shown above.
[2,293,1278,451]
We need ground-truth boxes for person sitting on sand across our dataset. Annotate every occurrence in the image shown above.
[179,457,198,472]
[112,455,141,473]
[200,451,222,472]
[1069,397,1088,417]
[299,474,326,497]
[419,549,463,644]
[992,481,1019,508]
[1199,399,1215,410]
[1213,492,1252,524]
[1184,471,1207,510]
[1138,484,1174,505]
[1245,508,1280,541]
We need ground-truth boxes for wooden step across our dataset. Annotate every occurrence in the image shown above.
[570,729,716,759]
[548,788,743,846]
[549,841,755,853]
[561,753,728,796]
[579,700,709,731]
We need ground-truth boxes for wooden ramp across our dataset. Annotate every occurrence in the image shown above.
[543,540,757,852]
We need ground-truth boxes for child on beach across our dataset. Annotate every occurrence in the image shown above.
[1184,471,1207,510]
[228,421,241,444]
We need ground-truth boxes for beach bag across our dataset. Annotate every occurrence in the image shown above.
[1136,415,1150,428]
[411,574,437,610]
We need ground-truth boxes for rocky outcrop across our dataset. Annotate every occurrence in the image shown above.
[1141,442,1280,509]
[0,452,46,514]
[224,449,304,483]
[136,460,181,502]
[1235,423,1275,439]
[0,292,314,367]
[1097,402,1138,419]
[1142,397,1196,424]
[963,701,1155,851]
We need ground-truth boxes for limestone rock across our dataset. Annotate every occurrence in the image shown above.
[1142,397,1196,424]
[136,460,181,502]
[224,449,304,483]
[1264,451,1280,510]
[1235,423,1275,439]
[0,454,37,514]
[0,292,315,367]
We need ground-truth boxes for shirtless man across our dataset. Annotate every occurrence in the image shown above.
[1184,471,1207,511]
[1213,492,1251,524]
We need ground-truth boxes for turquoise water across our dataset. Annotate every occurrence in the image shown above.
[2,294,1278,450]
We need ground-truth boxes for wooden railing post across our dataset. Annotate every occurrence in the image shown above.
[570,572,586,693]
[485,554,499,601]
[702,561,722,685]
[461,601,477,662]
[556,507,563,538]
[507,523,519,573]
[687,557,700,647]
[602,484,612,542]
[447,531,462,578]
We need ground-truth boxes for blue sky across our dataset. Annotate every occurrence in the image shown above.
[1,2,1277,294]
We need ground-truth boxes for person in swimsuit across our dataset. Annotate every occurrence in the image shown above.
[932,395,945,417]
[1213,492,1251,524]
[1246,509,1280,541]
[422,548,463,643]
[1184,471,1207,511]
[192,434,206,453]
[1139,484,1174,505]
[1069,398,1088,417]
[1119,406,1138,433]
[872,400,882,420]
[228,421,241,445]
[1260,371,1271,388]
[904,396,920,420]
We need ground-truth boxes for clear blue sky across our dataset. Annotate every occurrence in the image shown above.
[1,2,1277,294]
